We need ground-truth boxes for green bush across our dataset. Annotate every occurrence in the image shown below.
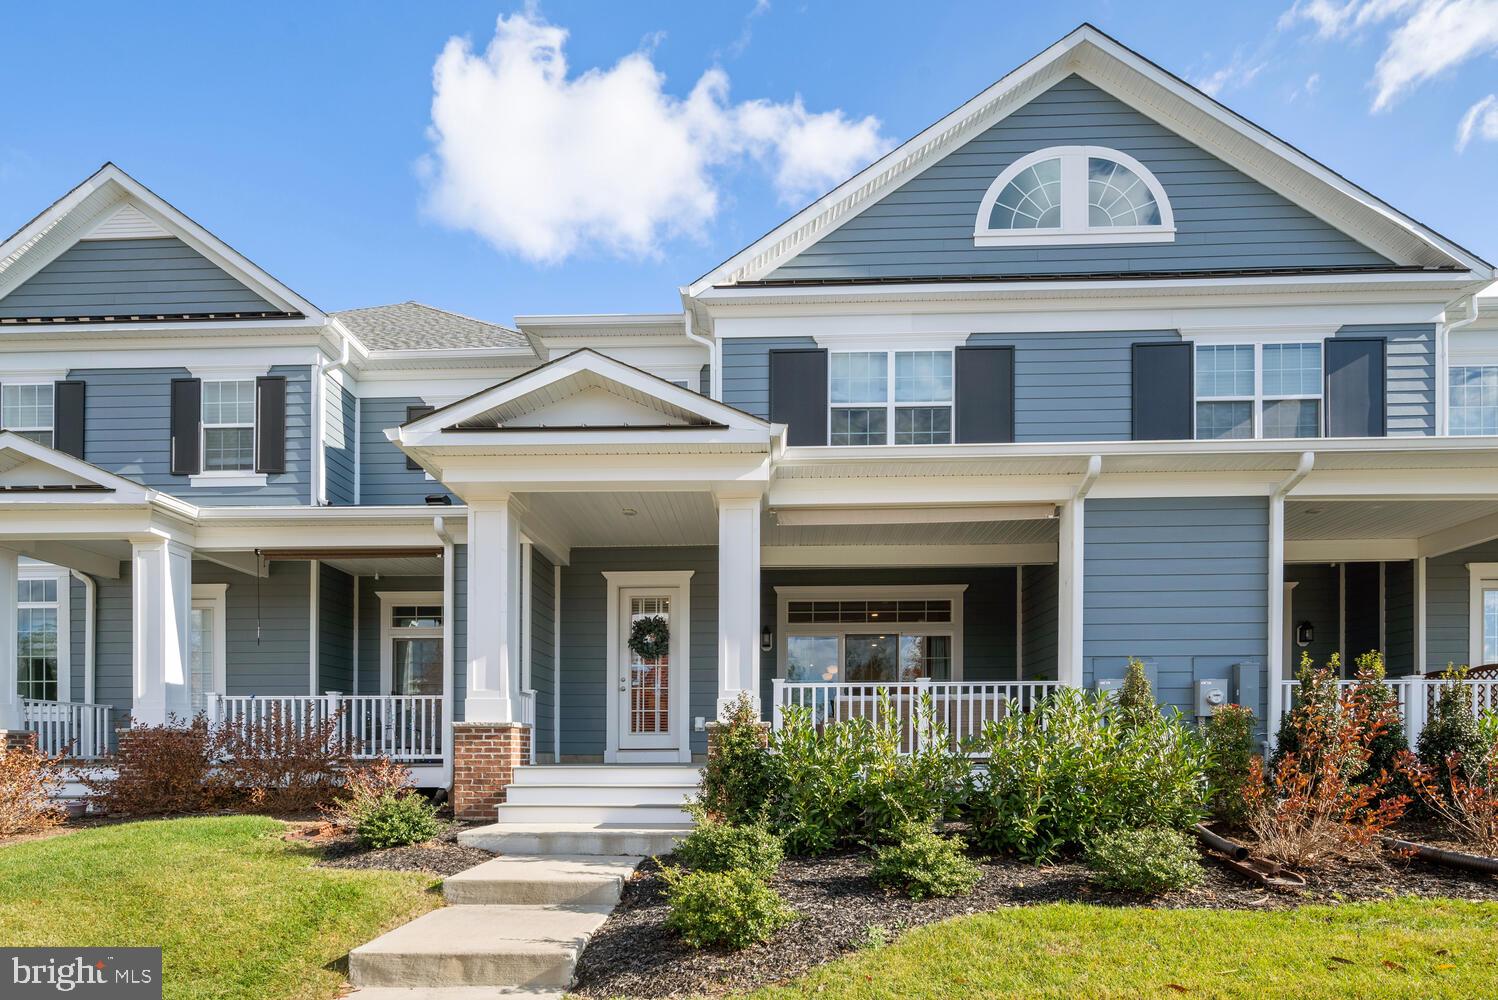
[962,687,1208,861]
[1085,827,1203,894]
[1272,652,1340,768]
[1418,668,1490,787]
[660,866,796,949]
[675,810,783,879]
[698,692,774,825]
[1203,703,1257,826]
[1115,657,1156,726]
[1350,651,1406,781]
[354,791,440,849]
[870,824,982,900]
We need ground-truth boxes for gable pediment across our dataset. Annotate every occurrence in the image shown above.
[0,432,149,500]
[467,377,718,430]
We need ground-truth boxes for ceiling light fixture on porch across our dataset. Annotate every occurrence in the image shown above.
[621,507,638,517]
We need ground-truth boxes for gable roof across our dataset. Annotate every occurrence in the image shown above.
[335,301,536,355]
[0,431,153,502]
[0,163,322,323]
[687,24,1492,296]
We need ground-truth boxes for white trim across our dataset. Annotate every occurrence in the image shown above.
[17,563,71,703]
[761,543,1057,568]
[1194,341,1324,441]
[973,146,1175,247]
[1467,562,1498,668]
[1416,556,1428,672]
[602,569,693,763]
[187,365,273,382]
[1015,564,1024,681]
[553,560,562,763]
[190,582,228,703]
[308,561,319,695]
[189,472,268,489]
[351,574,360,696]
[378,590,445,696]
[71,569,96,704]
[826,347,955,447]
[773,584,966,683]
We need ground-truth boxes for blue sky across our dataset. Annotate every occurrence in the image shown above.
[3,1,1495,322]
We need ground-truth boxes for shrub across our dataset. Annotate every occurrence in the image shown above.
[1272,652,1340,768]
[853,694,971,843]
[354,792,440,849]
[1203,704,1257,826]
[659,866,795,949]
[698,692,774,825]
[1417,668,1489,788]
[209,704,352,812]
[1085,827,1203,893]
[962,687,1208,861]
[674,809,783,879]
[1479,709,1498,758]
[1245,662,1408,868]
[1115,657,1156,726]
[83,715,217,816]
[323,757,416,832]
[870,824,981,900]
[1350,651,1406,782]
[1401,749,1498,856]
[0,743,67,836]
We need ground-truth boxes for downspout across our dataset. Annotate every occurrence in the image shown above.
[681,307,718,399]
[1267,451,1314,749]
[1437,295,1479,435]
[314,328,355,506]
[1058,456,1101,689]
[70,570,96,705]
[433,516,456,785]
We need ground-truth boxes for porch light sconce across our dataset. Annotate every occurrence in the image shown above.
[760,626,773,652]
[1295,621,1314,648]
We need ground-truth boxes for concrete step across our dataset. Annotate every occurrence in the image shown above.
[494,802,691,826]
[509,764,701,786]
[503,783,695,807]
[346,988,563,1000]
[459,822,690,857]
[348,904,611,989]
[443,855,642,906]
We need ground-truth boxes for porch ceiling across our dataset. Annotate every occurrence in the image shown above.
[520,490,718,548]
[1286,499,1498,541]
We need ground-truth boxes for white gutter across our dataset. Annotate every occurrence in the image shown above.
[1438,295,1481,434]
[1074,454,1102,500]
[70,569,96,705]
[681,308,718,399]
[312,327,355,506]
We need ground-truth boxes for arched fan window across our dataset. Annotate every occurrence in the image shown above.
[975,146,1174,246]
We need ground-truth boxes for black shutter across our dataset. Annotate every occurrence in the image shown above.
[169,378,202,475]
[1324,338,1386,438]
[405,405,434,470]
[954,345,1015,443]
[768,349,828,446]
[254,375,287,474]
[1131,341,1195,441]
[53,380,86,458]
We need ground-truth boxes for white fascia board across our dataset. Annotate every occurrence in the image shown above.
[401,427,771,451]
[1286,539,1422,562]
[761,543,1058,568]
[426,452,771,496]
[0,345,326,372]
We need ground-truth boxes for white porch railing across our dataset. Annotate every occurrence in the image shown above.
[518,689,538,764]
[772,679,1063,753]
[1277,677,1498,750]
[210,694,445,762]
[23,699,115,759]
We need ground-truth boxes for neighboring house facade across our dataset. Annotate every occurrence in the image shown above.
[1,25,1496,819]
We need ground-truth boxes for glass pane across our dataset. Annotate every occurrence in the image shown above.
[191,607,214,711]
[1087,157,1161,227]
[393,638,444,694]
[1195,345,1254,397]
[1451,366,1498,436]
[627,596,670,735]
[786,636,840,682]
[1485,589,1498,665]
[392,605,442,628]
[1196,401,1252,440]
[202,380,255,425]
[2,383,53,432]
[17,606,57,701]
[844,634,898,681]
[1262,399,1320,439]
[899,635,952,680]
[829,352,887,404]
[1262,343,1322,396]
[991,158,1062,230]
[830,407,887,446]
[203,427,254,471]
[894,352,953,402]
[894,406,952,445]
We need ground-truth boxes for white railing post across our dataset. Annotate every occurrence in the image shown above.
[1405,678,1427,751]
[771,678,785,730]
[915,677,932,753]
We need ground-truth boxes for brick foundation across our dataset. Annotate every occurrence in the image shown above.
[452,722,531,821]
[0,730,38,754]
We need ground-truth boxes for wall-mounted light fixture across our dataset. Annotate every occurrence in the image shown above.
[1295,621,1314,648]
[760,626,773,652]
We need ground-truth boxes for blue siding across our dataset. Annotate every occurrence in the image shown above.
[967,330,1178,441]
[453,546,468,722]
[1336,324,1436,437]
[319,564,354,692]
[1285,562,1341,671]
[1427,539,1498,672]
[531,550,556,761]
[559,547,719,759]
[1020,563,1058,680]
[769,76,1388,281]
[1385,560,1415,675]
[68,364,313,505]
[324,377,357,505]
[1084,497,1269,724]
[94,572,132,729]
[0,237,276,319]
[721,337,817,419]
[192,561,312,697]
[69,575,87,702]
[360,396,455,505]
[356,575,444,697]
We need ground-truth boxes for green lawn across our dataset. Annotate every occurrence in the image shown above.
[0,815,440,1000]
[747,898,1498,1000]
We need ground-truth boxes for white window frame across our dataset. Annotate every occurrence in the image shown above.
[378,591,445,695]
[1468,563,1498,668]
[191,583,228,707]
[17,563,70,703]
[1449,363,1498,437]
[828,349,955,446]
[974,145,1176,247]
[1,381,57,448]
[774,585,967,682]
[188,367,269,488]
[1194,341,1324,440]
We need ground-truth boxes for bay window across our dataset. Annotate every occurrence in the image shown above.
[1195,342,1322,440]
[830,350,953,445]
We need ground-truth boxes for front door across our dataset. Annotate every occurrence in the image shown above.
[616,588,679,752]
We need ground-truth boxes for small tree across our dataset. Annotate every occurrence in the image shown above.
[1417,667,1489,789]
[1116,657,1156,726]
[1203,704,1257,827]
[0,742,67,836]
[698,692,774,825]
[1400,749,1498,856]
[1348,651,1406,784]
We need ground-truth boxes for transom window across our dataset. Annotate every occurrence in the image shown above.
[830,350,953,446]
[1451,365,1498,436]
[975,146,1174,247]
[391,605,443,629]
[201,380,255,472]
[17,577,59,702]
[2,384,54,448]
[777,587,964,684]
[1195,343,1323,440]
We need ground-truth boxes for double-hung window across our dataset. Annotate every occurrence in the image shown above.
[829,350,953,446]
[1195,343,1322,440]
[1,383,54,447]
[17,577,60,701]
[1450,365,1498,436]
[201,380,256,472]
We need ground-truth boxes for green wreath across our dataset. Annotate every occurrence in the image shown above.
[629,615,671,659]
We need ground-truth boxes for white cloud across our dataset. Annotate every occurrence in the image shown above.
[420,9,892,263]
[1456,93,1498,149]
[1195,51,1269,97]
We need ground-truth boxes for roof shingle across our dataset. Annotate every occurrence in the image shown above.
[335,301,533,353]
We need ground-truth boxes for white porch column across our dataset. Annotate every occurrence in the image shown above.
[1055,498,1085,688]
[716,493,762,716]
[130,536,193,725]
[0,547,21,732]
[465,497,522,723]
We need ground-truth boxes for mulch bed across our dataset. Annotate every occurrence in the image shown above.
[571,846,1498,999]
[312,821,493,877]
